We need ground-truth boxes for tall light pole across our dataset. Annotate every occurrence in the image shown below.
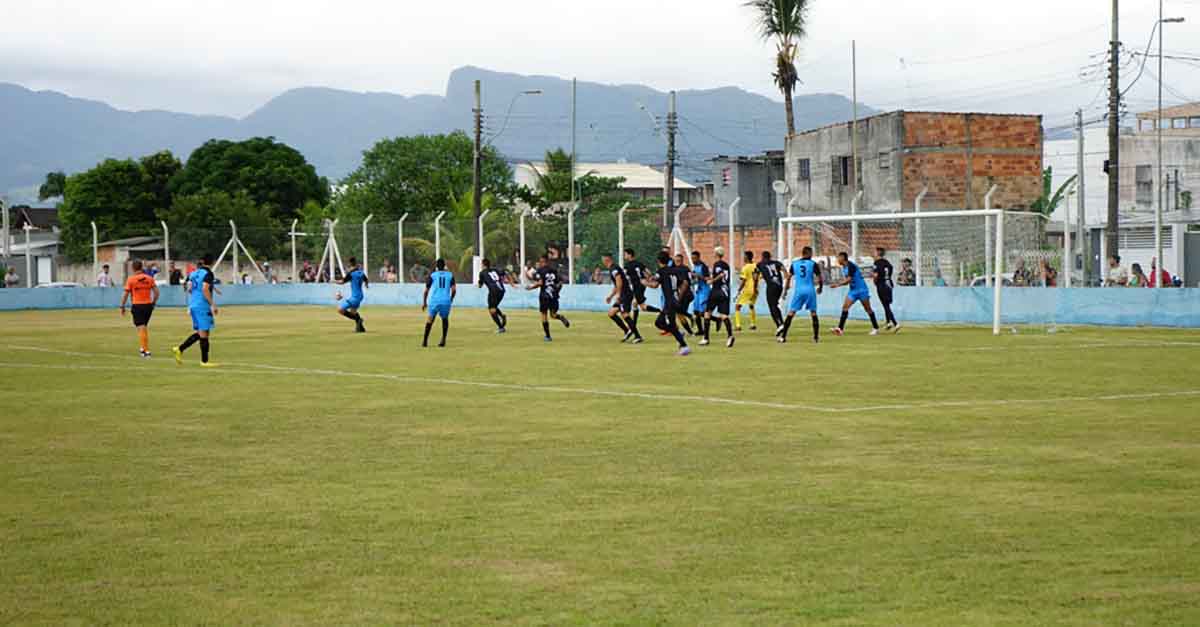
[476,84,542,258]
[1157,7,1186,288]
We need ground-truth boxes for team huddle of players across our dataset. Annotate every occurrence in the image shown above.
[127,246,903,365]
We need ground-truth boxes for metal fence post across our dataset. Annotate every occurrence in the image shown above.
[434,211,446,261]
[397,214,408,284]
[519,208,530,287]
[567,204,578,284]
[362,214,373,276]
[91,221,98,282]
[161,220,170,277]
[617,202,630,260]
[728,197,740,275]
[290,219,298,283]
[24,224,33,287]
[984,185,998,287]
[914,187,928,286]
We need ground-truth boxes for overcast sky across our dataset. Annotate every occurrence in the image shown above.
[2,0,1198,130]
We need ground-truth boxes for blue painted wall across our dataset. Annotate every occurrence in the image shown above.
[1,284,1197,327]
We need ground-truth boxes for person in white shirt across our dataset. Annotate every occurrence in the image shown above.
[4,267,19,288]
[1105,255,1129,287]
[97,264,114,287]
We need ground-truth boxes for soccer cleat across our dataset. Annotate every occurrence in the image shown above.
[775,325,786,337]
[355,326,366,334]
[892,324,902,334]
[622,330,634,343]
[632,337,644,345]
[496,328,507,335]
[832,327,844,337]
[885,322,895,330]
[172,346,182,365]
[560,316,571,328]
[437,341,446,348]
[726,336,736,348]
[750,325,757,331]
[777,336,786,344]
[813,337,820,344]
[543,336,553,342]
[699,339,710,346]
[869,329,879,336]
[677,346,691,357]
[200,362,219,368]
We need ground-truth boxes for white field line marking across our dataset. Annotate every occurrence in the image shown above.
[6,345,1200,414]
[961,340,1200,352]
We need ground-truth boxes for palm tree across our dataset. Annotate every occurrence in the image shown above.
[745,0,812,137]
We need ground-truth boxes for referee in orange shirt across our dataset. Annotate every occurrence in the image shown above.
[120,260,160,358]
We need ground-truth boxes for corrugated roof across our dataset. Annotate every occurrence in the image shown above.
[515,162,696,190]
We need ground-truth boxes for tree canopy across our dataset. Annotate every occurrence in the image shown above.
[333,132,512,220]
[57,152,181,260]
[38,171,66,201]
[169,137,329,220]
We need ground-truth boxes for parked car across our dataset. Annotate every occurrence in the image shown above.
[34,282,83,288]
[968,273,1014,288]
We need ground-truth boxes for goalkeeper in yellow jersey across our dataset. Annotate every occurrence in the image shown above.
[734,250,760,331]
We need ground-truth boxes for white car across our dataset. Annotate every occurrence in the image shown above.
[34,281,84,288]
[969,273,1014,288]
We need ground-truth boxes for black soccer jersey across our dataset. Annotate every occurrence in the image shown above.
[674,265,692,293]
[478,268,507,294]
[758,260,785,289]
[655,266,681,309]
[873,259,895,290]
[711,260,731,296]
[609,265,632,296]
[624,260,648,289]
[533,266,561,299]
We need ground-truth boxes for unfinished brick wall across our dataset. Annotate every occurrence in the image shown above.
[900,112,1043,211]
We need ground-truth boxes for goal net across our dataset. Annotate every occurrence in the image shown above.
[780,210,1056,334]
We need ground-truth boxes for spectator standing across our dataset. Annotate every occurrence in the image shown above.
[1149,257,1173,287]
[168,262,183,286]
[1104,255,1129,287]
[4,266,18,288]
[97,264,114,287]
[933,268,948,287]
[896,259,916,286]
[1012,259,1034,287]
[147,263,160,279]
[1040,260,1058,287]
[379,258,389,282]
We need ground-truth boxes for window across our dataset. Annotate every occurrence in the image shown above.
[1190,117,1200,128]
[1174,118,1187,129]
[1135,165,1153,204]
[839,156,852,186]
[1141,119,1155,132]
[878,151,891,169]
[797,158,811,181]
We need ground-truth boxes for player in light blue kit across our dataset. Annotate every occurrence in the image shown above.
[422,258,456,348]
[777,246,824,344]
[336,257,368,333]
[173,254,219,366]
[831,251,880,337]
[690,250,711,339]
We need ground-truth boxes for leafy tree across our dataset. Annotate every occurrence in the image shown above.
[170,137,329,221]
[334,132,512,220]
[57,157,174,261]
[745,0,812,137]
[38,171,66,201]
[158,191,282,262]
[1031,167,1078,217]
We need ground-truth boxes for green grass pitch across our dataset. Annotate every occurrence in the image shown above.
[2,305,1198,625]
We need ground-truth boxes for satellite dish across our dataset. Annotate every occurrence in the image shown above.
[772,180,790,195]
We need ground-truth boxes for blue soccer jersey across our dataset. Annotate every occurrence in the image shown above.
[347,269,366,301]
[791,258,818,292]
[426,270,455,306]
[187,268,213,310]
[845,261,868,292]
[692,262,711,299]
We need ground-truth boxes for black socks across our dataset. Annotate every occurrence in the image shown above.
[811,315,820,340]
[423,322,433,346]
[179,333,200,351]
[199,338,210,363]
[542,321,551,339]
[610,314,629,333]
[839,311,849,330]
[868,311,879,330]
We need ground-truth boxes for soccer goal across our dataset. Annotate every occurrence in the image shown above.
[780,209,1054,335]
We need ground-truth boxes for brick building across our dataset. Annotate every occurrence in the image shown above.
[784,111,1043,213]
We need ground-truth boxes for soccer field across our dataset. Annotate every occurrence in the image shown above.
[2,305,1198,625]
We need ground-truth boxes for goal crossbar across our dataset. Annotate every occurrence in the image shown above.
[780,209,1006,336]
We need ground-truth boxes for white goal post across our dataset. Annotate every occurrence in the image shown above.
[780,209,1006,335]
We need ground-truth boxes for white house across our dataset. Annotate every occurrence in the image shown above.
[513,161,699,205]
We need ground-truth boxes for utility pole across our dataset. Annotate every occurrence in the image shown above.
[473,79,483,257]
[665,90,677,228]
[1157,0,1164,288]
[571,78,577,205]
[1076,109,1088,284]
[1106,0,1120,259]
[851,40,859,204]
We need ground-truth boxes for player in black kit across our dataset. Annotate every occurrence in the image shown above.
[873,248,900,332]
[673,253,696,336]
[702,246,736,348]
[602,252,642,343]
[757,250,787,330]
[623,248,660,329]
[477,258,512,334]
[526,255,571,342]
[641,251,691,356]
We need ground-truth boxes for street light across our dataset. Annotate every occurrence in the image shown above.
[486,89,543,147]
[1156,7,1185,288]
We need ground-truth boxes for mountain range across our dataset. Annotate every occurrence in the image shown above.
[0,66,877,203]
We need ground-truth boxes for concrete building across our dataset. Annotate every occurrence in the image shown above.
[513,161,700,206]
[783,111,1044,213]
[1123,103,1200,213]
[710,152,785,226]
